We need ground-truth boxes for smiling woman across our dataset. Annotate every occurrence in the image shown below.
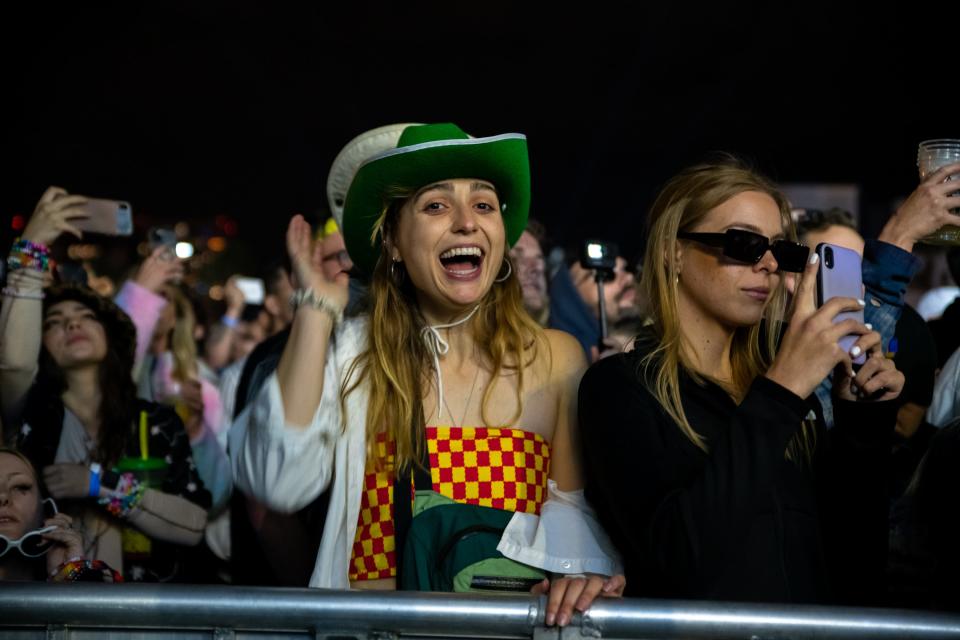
[231,123,624,626]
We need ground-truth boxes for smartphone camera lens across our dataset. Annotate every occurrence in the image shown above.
[824,246,834,269]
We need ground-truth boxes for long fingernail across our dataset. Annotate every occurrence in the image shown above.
[865,323,873,330]
[850,346,862,357]
[809,253,819,265]
[857,299,866,307]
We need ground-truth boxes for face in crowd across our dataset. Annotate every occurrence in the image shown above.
[390,179,505,317]
[677,191,786,330]
[41,301,108,370]
[571,256,638,323]
[509,230,548,316]
[0,451,43,544]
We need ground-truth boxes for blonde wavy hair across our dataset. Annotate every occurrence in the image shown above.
[341,191,547,471]
[639,159,815,459]
[163,285,199,383]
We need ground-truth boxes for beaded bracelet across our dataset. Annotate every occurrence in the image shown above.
[49,558,123,583]
[7,238,52,273]
[97,472,146,518]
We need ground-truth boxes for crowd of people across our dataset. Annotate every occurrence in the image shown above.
[2,122,959,616]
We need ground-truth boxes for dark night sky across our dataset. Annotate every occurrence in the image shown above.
[3,2,955,273]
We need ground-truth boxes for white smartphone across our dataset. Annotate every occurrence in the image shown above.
[235,277,265,305]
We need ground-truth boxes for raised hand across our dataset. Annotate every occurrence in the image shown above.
[879,162,960,252]
[134,246,184,293]
[223,276,245,317]
[285,215,349,310]
[21,186,89,246]
[766,253,873,399]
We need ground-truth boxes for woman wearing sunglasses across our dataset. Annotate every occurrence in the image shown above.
[1,447,119,581]
[578,160,904,604]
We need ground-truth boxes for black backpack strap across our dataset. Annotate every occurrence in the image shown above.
[394,443,433,586]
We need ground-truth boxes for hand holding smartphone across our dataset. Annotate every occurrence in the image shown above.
[235,277,265,305]
[815,243,866,365]
[71,199,133,236]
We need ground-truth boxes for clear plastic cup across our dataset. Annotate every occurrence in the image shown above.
[918,139,960,245]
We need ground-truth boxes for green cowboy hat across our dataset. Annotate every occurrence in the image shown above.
[340,123,531,274]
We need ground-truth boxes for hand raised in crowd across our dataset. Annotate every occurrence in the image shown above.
[834,350,904,403]
[42,463,92,500]
[223,276,245,318]
[134,246,184,293]
[40,512,85,574]
[766,253,875,400]
[21,186,89,246]
[532,574,626,627]
[879,162,960,252]
[285,214,349,310]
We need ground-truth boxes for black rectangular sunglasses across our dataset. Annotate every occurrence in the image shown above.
[677,229,810,273]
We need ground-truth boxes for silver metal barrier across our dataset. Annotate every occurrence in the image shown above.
[0,583,959,640]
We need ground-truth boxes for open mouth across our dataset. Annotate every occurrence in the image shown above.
[439,246,484,279]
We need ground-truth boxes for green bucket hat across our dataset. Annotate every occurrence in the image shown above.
[340,123,531,274]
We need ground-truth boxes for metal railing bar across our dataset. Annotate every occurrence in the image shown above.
[1,584,959,639]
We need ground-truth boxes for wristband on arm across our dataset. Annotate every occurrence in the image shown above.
[87,463,102,498]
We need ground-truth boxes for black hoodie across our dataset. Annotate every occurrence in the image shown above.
[578,337,897,605]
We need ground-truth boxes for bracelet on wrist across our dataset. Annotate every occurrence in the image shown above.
[49,558,123,583]
[97,472,145,518]
[88,463,102,497]
[1,287,44,300]
[220,314,239,329]
[289,288,344,325]
[7,238,52,274]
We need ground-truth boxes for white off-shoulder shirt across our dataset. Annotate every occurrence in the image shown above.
[229,317,622,589]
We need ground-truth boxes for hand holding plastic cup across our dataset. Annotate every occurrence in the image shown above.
[918,139,960,245]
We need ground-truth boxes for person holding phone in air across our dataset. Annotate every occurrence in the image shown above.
[578,160,904,606]
[1,187,212,582]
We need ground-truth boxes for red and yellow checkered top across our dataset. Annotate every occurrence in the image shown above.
[348,426,551,582]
